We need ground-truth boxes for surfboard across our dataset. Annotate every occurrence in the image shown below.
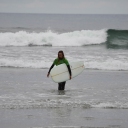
[50,61,85,83]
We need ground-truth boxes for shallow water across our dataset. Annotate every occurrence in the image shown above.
[0,68,128,109]
[1,108,128,128]
[0,68,128,127]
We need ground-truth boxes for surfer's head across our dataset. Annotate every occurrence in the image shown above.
[58,50,65,59]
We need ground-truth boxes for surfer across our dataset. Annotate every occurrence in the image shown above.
[47,50,72,90]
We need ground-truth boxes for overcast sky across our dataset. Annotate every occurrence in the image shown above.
[0,0,128,14]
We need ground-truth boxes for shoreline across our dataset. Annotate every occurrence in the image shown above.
[1,66,128,71]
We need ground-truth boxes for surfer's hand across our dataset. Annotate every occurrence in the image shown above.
[47,73,50,77]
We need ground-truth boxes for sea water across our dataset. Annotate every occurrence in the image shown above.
[0,13,128,127]
[0,13,128,71]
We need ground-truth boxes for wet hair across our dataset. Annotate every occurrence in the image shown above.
[57,50,65,64]
[58,50,65,59]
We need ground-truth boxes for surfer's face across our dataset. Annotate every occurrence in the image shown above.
[58,53,63,59]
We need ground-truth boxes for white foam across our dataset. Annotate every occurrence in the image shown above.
[93,102,128,109]
[0,93,127,109]
[0,29,107,47]
[0,58,50,68]
[0,58,128,71]
[85,59,128,71]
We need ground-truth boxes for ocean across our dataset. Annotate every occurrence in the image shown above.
[0,13,128,70]
[0,13,128,128]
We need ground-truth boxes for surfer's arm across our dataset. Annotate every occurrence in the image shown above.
[67,65,72,79]
[47,64,54,77]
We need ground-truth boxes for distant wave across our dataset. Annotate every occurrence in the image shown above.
[0,29,107,47]
[0,27,31,32]
[107,29,128,49]
[0,29,128,48]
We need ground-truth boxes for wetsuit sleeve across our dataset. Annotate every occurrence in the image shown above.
[48,63,54,74]
[67,65,72,76]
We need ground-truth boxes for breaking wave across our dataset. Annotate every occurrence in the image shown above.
[0,29,107,47]
[0,29,128,48]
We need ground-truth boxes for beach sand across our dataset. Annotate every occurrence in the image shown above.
[0,68,128,128]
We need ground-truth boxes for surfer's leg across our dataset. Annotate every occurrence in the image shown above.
[58,82,66,90]
[58,83,62,90]
[62,81,66,90]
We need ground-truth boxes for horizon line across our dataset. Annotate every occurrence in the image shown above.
[0,12,128,15]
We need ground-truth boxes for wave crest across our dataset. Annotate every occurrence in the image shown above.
[0,29,107,47]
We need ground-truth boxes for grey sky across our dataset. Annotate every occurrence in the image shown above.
[0,0,128,14]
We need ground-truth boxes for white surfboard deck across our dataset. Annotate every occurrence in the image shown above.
[50,61,85,83]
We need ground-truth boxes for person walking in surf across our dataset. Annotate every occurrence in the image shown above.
[47,50,72,90]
